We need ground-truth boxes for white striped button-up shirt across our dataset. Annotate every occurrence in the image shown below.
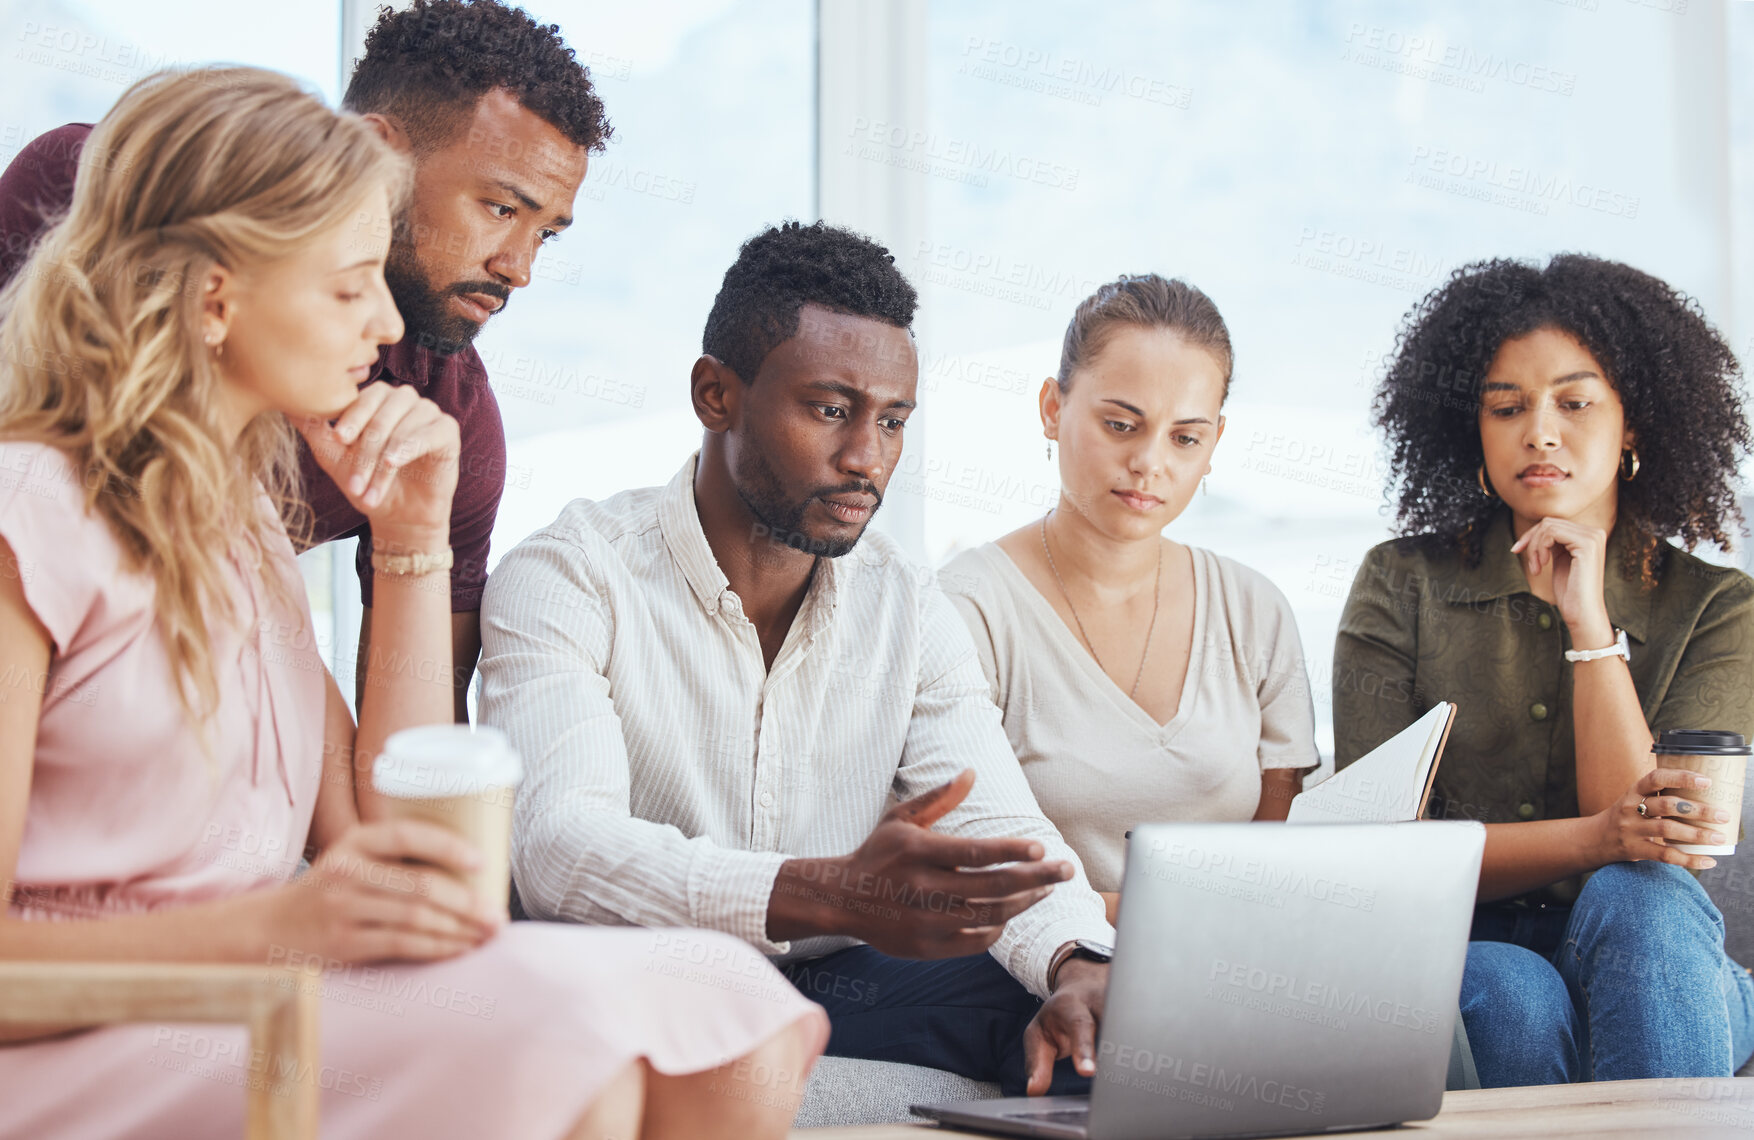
[479,456,1112,998]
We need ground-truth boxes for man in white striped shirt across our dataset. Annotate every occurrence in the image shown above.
[480,221,1115,1097]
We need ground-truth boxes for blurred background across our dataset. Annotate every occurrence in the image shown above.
[3,0,1751,762]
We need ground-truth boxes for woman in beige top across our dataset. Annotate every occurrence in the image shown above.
[941,274,1319,920]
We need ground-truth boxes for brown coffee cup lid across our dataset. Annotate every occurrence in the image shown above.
[1652,729,1750,756]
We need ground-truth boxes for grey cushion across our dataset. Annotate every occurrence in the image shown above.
[794,1057,1000,1128]
[1696,779,1754,968]
[1690,775,1754,1077]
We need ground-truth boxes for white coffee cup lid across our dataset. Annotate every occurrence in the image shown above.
[373,725,523,798]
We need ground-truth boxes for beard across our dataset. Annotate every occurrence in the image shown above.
[733,446,881,560]
[383,236,510,357]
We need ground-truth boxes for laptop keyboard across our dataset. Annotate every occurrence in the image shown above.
[1000,1107,1092,1125]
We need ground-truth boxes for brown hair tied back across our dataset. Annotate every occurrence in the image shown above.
[1055,273,1234,396]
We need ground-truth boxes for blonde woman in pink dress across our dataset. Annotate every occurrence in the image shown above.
[0,67,825,1140]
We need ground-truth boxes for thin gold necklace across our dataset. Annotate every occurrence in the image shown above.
[1039,511,1162,699]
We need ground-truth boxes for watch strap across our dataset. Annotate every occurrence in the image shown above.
[1070,938,1114,962]
[1049,938,1115,989]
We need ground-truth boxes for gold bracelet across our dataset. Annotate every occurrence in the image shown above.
[370,546,454,578]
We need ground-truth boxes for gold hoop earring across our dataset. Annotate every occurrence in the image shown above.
[1620,447,1640,481]
[1477,465,1495,499]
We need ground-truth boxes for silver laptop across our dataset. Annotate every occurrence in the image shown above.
[913,821,1485,1140]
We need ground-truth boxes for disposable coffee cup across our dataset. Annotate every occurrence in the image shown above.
[1653,729,1750,856]
[373,725,523,913]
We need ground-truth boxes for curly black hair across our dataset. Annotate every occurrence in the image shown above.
[1373,253,1749,583]
[342,0,611,154]
[702,220,919,384]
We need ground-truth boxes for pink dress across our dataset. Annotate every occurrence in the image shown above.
[0,441,826,1139]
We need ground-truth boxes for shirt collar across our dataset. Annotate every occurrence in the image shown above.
[658,455,731,615]
[371,336,481,389]
[1449,509,1651,643]
[656,454,842,625]
[371,339,414,387]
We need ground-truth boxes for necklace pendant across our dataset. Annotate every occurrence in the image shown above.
[1041,511,1164,702]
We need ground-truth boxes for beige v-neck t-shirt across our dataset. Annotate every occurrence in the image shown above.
[940,542,1320,892]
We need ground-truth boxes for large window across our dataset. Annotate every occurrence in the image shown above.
[2,1,340,132]
[909,0,1748,762]
[1,0,813,707]
[3,1,1747,748]
[477,0,814,556]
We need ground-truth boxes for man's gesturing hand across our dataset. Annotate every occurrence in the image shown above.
[767,768,1072,958]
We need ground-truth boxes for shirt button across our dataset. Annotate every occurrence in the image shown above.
[759,791,774,808]
[1517,802,1537,820]
[1538,612,1553,631]
[1530,702,1549,721]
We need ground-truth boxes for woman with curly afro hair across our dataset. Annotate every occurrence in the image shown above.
[1334,253,1754,1087]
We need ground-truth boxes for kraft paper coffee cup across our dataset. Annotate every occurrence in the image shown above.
[1653,730,1750,856]
[373,725,523,913]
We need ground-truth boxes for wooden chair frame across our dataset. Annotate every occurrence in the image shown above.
[0,962,318,1140]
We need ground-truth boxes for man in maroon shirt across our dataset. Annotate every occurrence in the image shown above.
[0,0,610,720]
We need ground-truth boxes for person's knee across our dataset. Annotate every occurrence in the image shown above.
[1578,861,1713,919]
[1462,942,1569,1022]
[740,1014,828,1107]
[1572,862,1724,962]
[1460,942,1579,1086]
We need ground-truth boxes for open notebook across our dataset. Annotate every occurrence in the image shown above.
[1289,702,1457,824]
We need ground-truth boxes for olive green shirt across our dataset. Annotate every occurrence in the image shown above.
[1333,510,1754,904]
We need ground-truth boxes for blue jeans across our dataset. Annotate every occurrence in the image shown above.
[780,945,1090,1097]
[1460,861,1754,1086]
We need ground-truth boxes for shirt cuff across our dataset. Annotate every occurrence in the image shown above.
[688,848,792,955]
[1005,915,1117,1001]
